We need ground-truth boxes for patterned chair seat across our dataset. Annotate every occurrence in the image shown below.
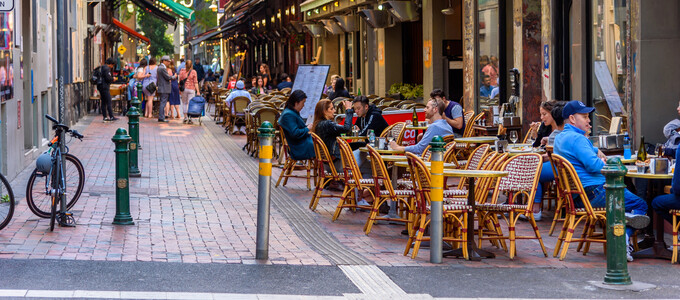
[444,198,467,205]
[379,190,415,196]
[426,204,473,211]
[443,189,467,196]
[346,178,380,185]
[575,207,607,213]
[671,209,680,214]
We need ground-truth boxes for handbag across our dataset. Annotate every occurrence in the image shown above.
[179,77,187,92]
[145,81,157,94]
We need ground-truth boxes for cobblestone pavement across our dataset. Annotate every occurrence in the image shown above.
[0,114,672,269]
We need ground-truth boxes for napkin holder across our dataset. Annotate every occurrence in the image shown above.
[650,158,669,175]
[502,116,521,126]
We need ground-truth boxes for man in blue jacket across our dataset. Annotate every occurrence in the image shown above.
[554,100,649,262]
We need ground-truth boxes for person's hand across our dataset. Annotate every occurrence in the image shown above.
[530,121,541,129]
[389,140,399,149]
[343,100,352,110]
[540,137,548,146]
[597,149,607,163]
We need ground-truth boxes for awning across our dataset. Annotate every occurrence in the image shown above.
[300,0,334,12]
[187,28,220,46]
[155,0,194,21]
[130,0,178,26]
[112,18,150,43]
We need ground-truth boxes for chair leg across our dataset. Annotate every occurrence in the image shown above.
[559,215,576,261]
[553,214,572,258]
[528,212,548,257]
[411,217,429,259]
[276,159,292,187]
[549,198,565,236]
[364,198,385,235]
[673,214,679,264]
[404,214,420,256]
[508,212,516,259]
[310,174,327,211]
[332,187,353,221]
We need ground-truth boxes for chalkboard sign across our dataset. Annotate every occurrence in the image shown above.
[594,60,624,115]
[291,64,330,119]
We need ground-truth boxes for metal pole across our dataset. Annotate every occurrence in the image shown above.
[255,121,275,260]
[127,107,141,177]
[429,136,445,263]
[601,158,632,285]
[56,0,67,213]
[136,82,144,110]
[112,128,134,225]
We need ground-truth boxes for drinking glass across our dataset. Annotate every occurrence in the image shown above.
[509,131,518,144]
[656,143,665,157]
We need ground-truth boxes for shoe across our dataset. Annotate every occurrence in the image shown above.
[158,119,169,123]
[188,119,194,124]
[110,117,119,121]
[183,119,188,124]
[625,213,650,229]
[534,211,542,221]
[627,243,634,262]
[356,199,370,207]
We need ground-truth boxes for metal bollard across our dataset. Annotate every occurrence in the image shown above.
[429,136,445,263]
[255,121,276,260]
[127,106,141,177]
[112,128,135,225]
[601,157,631,285]
[136,82,144,110]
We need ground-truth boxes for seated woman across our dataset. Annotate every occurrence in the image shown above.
[311,99,353,171]
[328,78,351,100]
[278,90,315,161]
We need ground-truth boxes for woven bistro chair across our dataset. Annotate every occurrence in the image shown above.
[363,145,414,235]
[546,146,567,236]
[333,138,376,221]
[243,103,267,155]
[391,122,407,145]
[227,96,251,133]
[250,107,281,158]
[672,209,680,263]
[403,152,472,259]
[380,123,398,138]
[550,153,607,261]
[275,126,317,191]
[522,125,538,144]
[309,133,344,211]
[475,153,548,259]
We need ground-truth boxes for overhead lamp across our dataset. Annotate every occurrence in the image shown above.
[441,0,455,15]
[334,1,339,7]
[291,6,295,15]
[127,1,134,13]
[209,0,217,12]
[271,16,275,23]
[232,13,235,17]
[277,10,281,19]
[306,11,311,16]
[285,9,289,15]
[314,8,319,14]
[323,6,327,11]
[378,4,383,10]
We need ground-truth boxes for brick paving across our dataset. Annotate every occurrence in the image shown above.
[0,114,673,269]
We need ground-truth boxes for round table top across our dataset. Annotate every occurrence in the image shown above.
[359,147,405,155]
[624,166,673,179]
[442,169,508,178]
[394,161,459,169]
[455,136,498,144]
[379,155,408,162]
[405,126,428,130]
[339,135,368,140]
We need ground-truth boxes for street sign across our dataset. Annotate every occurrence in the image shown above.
[118,45,126,55]
[0,0,14,11]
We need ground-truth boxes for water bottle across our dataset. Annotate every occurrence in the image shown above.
[368,129,376,146]
[623,134,631,159]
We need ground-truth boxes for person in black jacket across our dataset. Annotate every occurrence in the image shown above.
[348,96,389,138]
[97,57,116,122]
[194,59,205,88]
[311,99,353,171]
[327,77,351,100]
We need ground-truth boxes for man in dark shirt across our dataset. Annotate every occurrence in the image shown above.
[194,59,205,88]
[430,89,465,137]
[97,57,116,122]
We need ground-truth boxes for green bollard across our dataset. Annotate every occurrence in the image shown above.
[429,136,446,264]
[112,128,135,225]
[136,82,144,110]
[127,106,141,177]
[601,157,631,285]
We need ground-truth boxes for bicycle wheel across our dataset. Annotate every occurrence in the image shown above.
[49,193,57,231]
[26,154,85,218]
[0,173,15,230]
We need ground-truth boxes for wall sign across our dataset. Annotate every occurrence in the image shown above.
[0,0,13,12]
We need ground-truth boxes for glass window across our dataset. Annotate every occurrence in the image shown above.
[591,0,628,134]
[477,0,500,110]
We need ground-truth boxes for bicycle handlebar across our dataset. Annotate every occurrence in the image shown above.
[45,114,59,124]
[45,114,85,140]
[70,130,84,140]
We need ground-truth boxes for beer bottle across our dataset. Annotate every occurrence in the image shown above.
[637,136,647,162]
[412,107,418,126]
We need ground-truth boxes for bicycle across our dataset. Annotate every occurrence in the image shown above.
[0,172,15,230]
[26,114,85,231]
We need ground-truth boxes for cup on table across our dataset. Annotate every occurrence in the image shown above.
[636,161,648,173]
[378,137,387,150]
[419,121,427,128]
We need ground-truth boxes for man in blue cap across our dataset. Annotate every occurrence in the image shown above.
[225,80,251,134]
[554,100,649,262]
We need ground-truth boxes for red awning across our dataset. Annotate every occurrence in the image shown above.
[112,18,150,44]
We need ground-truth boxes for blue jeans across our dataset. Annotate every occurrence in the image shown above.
[652,193,680,223]
[534,162,555,204]
[583,184,649,237]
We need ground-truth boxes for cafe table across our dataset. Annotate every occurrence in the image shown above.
[625,166,673,260]
[455,136,498,145]
[405,125,429,131]
[359,147,405,155]
[440,169,508,260]
[339,136,368,140]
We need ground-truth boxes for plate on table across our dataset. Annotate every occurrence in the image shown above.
[507,144,533,153]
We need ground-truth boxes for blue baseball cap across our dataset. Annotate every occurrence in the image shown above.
[562,100,595,119]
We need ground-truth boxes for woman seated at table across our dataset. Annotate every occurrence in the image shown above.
[278,90,315,161]
[523,101,565,221]
[311,99,353,187]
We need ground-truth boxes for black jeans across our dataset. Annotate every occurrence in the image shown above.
[98,86,114,119]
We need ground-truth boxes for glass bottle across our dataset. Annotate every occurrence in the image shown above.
[637,136,647,162]
[412,107,418,126]
[623,134,631,159]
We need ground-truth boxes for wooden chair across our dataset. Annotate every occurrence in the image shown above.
[672,209,680,263]
[333,138,376,221]
[403,152,472,259]
[275,126,316,191]
[523,125,538,144]
[227,96,250,134]
[546,146,567,236]
[250,107,280,157]
[391,122,407,145]
[309,133,343,211]
[476,153,548,259]
[363,145,414,235]
[550,153,607,261]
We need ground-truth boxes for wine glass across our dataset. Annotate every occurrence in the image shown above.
[509,131,518,145]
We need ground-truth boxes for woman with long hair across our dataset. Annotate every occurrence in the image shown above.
[168,60,181,119]
[327,77,350,100]
[259,63,271,89]
[142,57,158,118]
[250,76,266,95]
[311,99,353,166]
[179,60,200,124]
[134,59,149,106]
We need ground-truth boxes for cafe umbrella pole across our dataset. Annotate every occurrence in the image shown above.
[429,136,446,263]
[255,121,276,260]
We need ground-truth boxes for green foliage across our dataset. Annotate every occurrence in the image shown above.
[1,194,9,203]
[194,8,217,31]
[388,83,424,99]
[137,11,174,57]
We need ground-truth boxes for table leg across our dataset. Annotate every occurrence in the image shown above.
[379,164,401,222]
[633,179,672,260]
[443,179,495,260]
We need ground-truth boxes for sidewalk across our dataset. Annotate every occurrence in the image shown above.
[0,114,673,270]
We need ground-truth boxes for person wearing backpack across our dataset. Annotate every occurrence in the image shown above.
[95,57,116,122]
[179,60,200,124]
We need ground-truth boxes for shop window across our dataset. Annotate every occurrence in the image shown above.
[477,0,501,110]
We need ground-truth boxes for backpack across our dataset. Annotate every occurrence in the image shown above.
[90,66,102,85]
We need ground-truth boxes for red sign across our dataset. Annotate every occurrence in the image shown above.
[338,109,425,146]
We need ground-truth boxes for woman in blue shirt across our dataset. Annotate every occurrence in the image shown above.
[278,90,315,160]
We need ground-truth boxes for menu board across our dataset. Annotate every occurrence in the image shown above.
[292,64,330,119]
[594,60,624,115]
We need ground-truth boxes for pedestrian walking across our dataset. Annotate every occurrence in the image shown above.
[168,60,181,119]
[96,57,117,122]
[156,56,176,123]
[142,57,158,118]
[179,60,200,124]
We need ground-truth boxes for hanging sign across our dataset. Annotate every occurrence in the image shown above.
[0,0,14,11]
[118,45,127,55]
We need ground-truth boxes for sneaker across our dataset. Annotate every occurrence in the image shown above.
[625,213,650,229]
[534,211,542,221]
[627,243,634,262]
[356,199,370,207]
[188,119,194,124]
[158,119,169,123]
[110,117,119,121]
[183,119,188,124]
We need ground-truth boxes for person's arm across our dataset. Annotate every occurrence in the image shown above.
[280,113,309,139]
[103,66,114,84]
[572,136,605,173]
[673,148,680,196]
[193,71,200,95]
[330,104,354,135]
[157,67,171,81]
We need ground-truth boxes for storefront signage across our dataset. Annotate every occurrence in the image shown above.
[543,44,549,69]
[0,0,14,12]
[118,45,127,55]
[423,40,432,69]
